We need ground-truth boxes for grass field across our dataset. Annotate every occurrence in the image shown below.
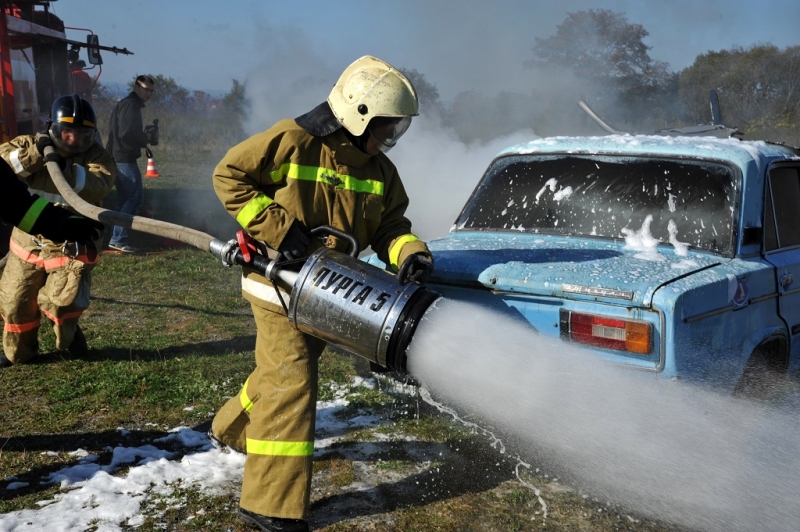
[0,159,686,531]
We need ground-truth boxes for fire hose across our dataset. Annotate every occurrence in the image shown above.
[44,149,439,373]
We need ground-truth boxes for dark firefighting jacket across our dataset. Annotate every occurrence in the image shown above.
[0,157,68,236]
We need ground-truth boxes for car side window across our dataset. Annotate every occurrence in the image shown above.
[766,166,800,251]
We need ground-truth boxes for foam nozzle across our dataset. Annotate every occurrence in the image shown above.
[286,248,440,374]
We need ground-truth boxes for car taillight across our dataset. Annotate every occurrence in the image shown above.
[560,310,651,355]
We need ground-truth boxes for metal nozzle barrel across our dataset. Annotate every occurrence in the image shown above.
[286,248,439,373]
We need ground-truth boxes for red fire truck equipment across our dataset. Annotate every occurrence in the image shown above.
[0,0,132,141]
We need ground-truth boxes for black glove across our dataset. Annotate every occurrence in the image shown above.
[144,124,159,146]
[277,221,310,260]
[32,203,104,245]
[36,135,66,169]
[36,135,54,156]
[396,253,434,284]
[62,215,105,245]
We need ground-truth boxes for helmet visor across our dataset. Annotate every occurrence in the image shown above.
[50,123,95,154]
[368,116,411,153]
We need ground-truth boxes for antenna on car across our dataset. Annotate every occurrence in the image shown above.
[709,89,723,126]
[654,89,740,138]
[577,100,630,135]
[578,91,740,139]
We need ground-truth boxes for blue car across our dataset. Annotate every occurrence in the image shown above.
[369,135,800,394]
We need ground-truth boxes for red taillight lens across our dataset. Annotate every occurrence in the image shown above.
[563,311,651,355]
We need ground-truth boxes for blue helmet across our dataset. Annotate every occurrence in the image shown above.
[48,94,96,154]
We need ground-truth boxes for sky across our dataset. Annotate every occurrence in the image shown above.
[51,0,800,101]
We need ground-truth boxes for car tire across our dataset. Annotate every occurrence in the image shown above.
[734,343,788,401]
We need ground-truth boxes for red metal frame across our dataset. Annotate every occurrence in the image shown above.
[0,9,17,141]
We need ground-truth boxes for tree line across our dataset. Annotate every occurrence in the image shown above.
[422,9,800,145]
[90,9,800,153]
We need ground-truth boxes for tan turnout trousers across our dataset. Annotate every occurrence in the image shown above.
[0,227,98,363]
[212,304,325,519]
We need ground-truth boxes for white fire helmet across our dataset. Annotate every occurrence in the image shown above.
[327,55,419,149]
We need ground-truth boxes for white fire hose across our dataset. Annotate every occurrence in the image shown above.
[44,146,217,252]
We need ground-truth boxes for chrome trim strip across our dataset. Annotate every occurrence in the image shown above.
[561,283,634,300]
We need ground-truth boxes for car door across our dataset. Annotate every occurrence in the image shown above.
[763,163,800,372]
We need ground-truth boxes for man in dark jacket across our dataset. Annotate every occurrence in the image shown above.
[106,74,158,253]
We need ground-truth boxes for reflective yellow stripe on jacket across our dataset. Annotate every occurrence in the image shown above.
[272,162,384,195]
[235,162,385,228]
[236,193,273,228]
[18,197,48,233]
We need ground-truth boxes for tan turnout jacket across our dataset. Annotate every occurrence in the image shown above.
[213,119,430,310]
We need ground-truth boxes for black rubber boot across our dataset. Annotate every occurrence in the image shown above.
[68,326,88,357]
[238,508,309,532]
[1,340,39,367]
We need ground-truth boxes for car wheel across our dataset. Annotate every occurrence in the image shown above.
[734,344,788,401]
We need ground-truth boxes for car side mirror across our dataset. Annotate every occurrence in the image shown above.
[86,35,103,65]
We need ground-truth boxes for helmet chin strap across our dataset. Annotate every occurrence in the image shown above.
[343,128,371,154]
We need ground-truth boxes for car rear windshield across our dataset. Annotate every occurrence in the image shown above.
[455,154,738,255]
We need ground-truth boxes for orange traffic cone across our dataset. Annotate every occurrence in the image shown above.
[144,148,160,178]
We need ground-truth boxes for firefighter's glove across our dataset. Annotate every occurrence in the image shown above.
[36,136,66,169]
[144,124,159,146]
[36,135,54,156]
[277,221,310,260]
[62,215,105,245]
[397,253,434,284]
[35,204,104,245]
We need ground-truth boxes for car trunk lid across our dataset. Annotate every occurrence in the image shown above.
[427,232,722,307]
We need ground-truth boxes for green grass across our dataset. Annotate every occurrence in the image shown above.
[0,249,367,437]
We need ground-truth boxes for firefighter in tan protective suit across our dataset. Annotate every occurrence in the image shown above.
[0,94,115,366]
[211,56,434,532]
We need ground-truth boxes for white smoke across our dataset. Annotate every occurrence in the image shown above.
[409,298,800,532]
[241,18,336,135]
[392,117,537,240]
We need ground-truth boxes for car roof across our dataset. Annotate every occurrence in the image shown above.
[498,135,800,171]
